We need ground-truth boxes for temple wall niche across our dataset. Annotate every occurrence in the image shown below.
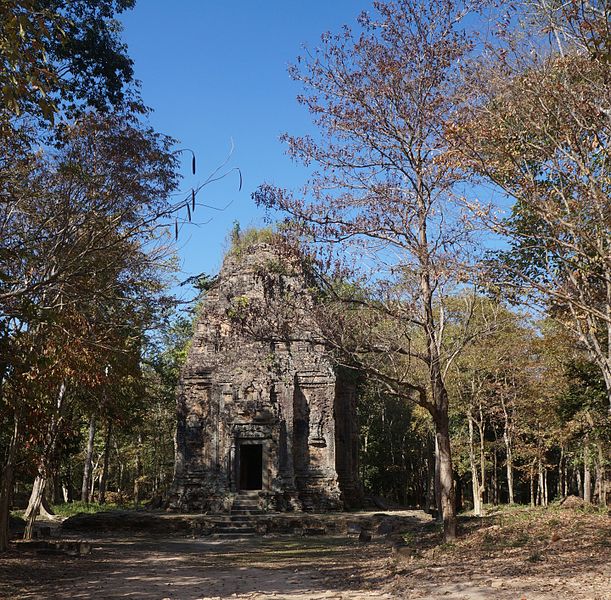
[169,238,362,513]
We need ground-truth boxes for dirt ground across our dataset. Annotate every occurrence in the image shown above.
[0,535,393,600]
[0,507,609,600]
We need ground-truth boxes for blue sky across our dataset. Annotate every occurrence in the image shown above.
[120,1,371,294]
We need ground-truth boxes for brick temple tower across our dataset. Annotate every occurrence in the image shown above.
[169,236,361,513]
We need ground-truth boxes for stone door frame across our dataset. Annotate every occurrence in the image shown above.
[229,423,272,493]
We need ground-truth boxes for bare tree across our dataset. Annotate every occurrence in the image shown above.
[255,0,486,541]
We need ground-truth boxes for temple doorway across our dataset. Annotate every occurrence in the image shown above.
[239,443,263,490]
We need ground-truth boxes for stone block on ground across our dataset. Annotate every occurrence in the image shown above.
[15,539,92,556]
[559,495,584,509]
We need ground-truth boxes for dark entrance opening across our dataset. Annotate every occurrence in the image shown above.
[239,443,263,490]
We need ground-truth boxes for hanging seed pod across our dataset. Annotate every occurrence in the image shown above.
[192,154,196,175]
[192,188,195,211]
[175,219,178,240]
[238,169,243,191]
[187,202,191,222]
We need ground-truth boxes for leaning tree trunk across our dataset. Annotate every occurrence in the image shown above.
[81,414,96,503]
[23,476,56,539]
[24,382,65,540]
[0,414,19,552]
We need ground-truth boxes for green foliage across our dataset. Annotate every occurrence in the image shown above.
[147,315,194,391]
[359,383,431,505]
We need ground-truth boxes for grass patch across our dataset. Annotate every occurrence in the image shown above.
[12,501,127,520]
[50,501,128,517]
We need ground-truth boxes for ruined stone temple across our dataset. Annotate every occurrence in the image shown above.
[169,237,361,513]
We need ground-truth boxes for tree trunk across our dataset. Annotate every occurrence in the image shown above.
[596,443,607,507]
[584,441,592,504]
[530,460,536,507]
[433,435,442,520]
[114,439,124,496]
[537,459,546,506]
[81,414,96,503]
[504,434,514,504]
[98,419,113,505]
[0,415,19,552]
[454,473,463,513]
[65,459,73,503]
[557,446,564,499]
[478,433,486,505]
[468,412,482,516]
[52,470,63,505]
[23,476,56,540]
[24,382,65,539]
[425,434,435,513]
[501,396,514,504]
[600,356,611,415]
[435,416,456,541]
[492,447,499,505]
[24,478,46,540]
[134,432,143,507]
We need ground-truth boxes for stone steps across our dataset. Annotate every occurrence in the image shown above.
[231,498,263,515]
[212,493,263,539]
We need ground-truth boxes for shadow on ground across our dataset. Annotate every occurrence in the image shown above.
[0,535,394,600]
